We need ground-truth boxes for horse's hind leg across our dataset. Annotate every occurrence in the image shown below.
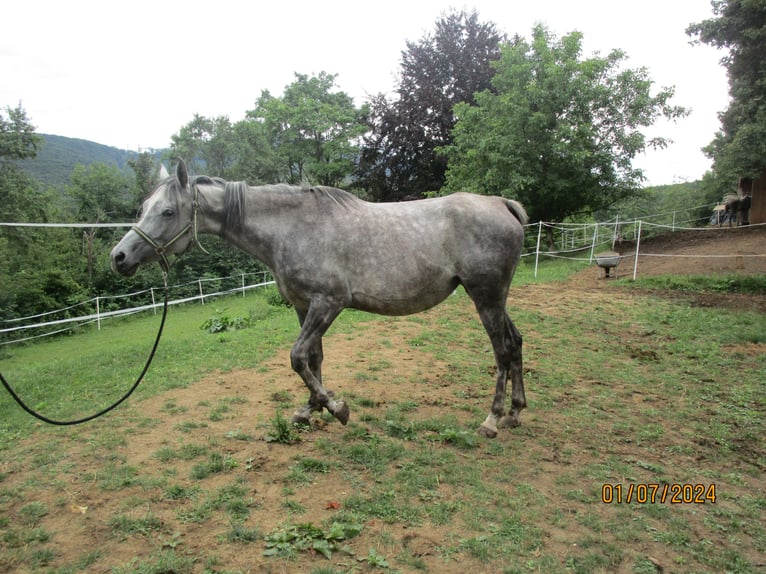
[473,304,525,438]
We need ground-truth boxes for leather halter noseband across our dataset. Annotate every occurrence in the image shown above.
[131,181,208,273]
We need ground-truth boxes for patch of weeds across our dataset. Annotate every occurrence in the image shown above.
[174,420,208,433]
[270,390,293,404]
[201,307,257,333]
[190,453,238,480]
[265,410,302,444]
[358,547,390,568]
[434,428,477,449]
[108,512,165,537]
[178,482,253,524]
[1,526,52,547]
[178,443,208,460]
[96,462,141,490]
[153,446,177,463]
[27,547,57,568]
[225,428,254,441]
[344,489,423,524]
[282,499,307,514]
[18,501,48,526]
[160,399,187,415]
[221,524,261,544]
[162,484,200,501]
[265,286,293,308]
[263,521,362,559]
[384,418,417,440]
[112,549,194,574]
[287,457,331,484]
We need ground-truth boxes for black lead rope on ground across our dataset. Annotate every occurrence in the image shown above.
[0,273,169,426]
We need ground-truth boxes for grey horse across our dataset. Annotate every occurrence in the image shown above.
[111,160,528,437]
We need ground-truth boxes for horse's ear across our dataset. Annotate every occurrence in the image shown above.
[158,164,169,180]
[176,159,189,189]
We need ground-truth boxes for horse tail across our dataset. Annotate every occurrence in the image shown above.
[505,199,528,226]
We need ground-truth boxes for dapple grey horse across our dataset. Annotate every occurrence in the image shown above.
[111,160,528,437]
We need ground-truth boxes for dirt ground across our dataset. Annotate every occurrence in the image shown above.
[2,224,764,573]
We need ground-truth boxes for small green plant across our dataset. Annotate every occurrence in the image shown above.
[265,286,293,308]
[359,547,390,568]
[435,427,477,449]
[263,521,362,559]
[265,410,302,444]
[200,307,255,333]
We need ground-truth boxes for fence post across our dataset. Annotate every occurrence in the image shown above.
[589,223,598,263]
[199,279,204,305]
[96,296,101,331]
[534,221,543,278]
[632,220,643,281]
[150,287,156,315]
[241,274,246,297]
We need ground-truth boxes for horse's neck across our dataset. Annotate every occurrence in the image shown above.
[198,183,293,269]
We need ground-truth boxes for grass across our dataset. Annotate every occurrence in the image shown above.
[0,261,764,573]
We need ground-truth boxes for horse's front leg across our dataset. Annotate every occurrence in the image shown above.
[291,336,326,424]
[289,302,349,425]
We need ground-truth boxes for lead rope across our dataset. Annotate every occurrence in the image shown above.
[0,272,169,426]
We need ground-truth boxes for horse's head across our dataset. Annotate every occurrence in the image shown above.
[111,160,198,276]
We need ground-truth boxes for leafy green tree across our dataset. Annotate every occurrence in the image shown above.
[170,114,239,177]
[66,163,136,223]
[0,105,85,319]
[441,25,688,225]
[128,151,163,202]
[358,9,504,200]
[249,72,367,186]
[687,0,766,183]
[227,118,282,184]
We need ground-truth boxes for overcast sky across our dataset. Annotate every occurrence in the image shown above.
[2,0,728,186]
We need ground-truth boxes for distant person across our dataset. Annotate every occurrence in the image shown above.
[741,192,751,225]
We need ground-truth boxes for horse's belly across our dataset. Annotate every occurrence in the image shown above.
[349,273,459,316]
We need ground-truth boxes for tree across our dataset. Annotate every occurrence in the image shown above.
[441,25,688,225]
[358,9,505,201]
[248,72,367,187]
[128,152,163,203]
[0,105,84,319]
[170,114,238,177]
[687,0,766,182]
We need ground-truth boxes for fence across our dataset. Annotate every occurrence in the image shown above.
[522,217,766,279]
[2,205,764,346]
[1,271,275,346]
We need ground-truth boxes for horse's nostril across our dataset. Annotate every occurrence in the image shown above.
[115,251,125,263]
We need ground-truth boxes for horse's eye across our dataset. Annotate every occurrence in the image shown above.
[162,209,174,217]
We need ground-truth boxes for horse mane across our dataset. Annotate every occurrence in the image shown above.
[219,180,362,233]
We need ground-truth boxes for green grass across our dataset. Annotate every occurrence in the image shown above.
[0,288,375,445]
[627,272,766,294]
[1,261,764,573]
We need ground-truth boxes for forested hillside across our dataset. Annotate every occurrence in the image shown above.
[18,134,165,189]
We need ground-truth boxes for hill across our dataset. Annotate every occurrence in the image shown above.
[18,134,165,189]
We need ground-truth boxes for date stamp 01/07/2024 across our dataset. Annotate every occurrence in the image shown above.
[600,483,717,505]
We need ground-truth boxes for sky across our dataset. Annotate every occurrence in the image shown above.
[2,0,728,186]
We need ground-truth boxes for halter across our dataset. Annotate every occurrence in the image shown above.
[131,181,209,272]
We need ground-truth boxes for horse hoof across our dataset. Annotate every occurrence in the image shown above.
[498,415,521,429]
[333,402,350,425]
[291,412,311,426]
[477,425,497,439]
